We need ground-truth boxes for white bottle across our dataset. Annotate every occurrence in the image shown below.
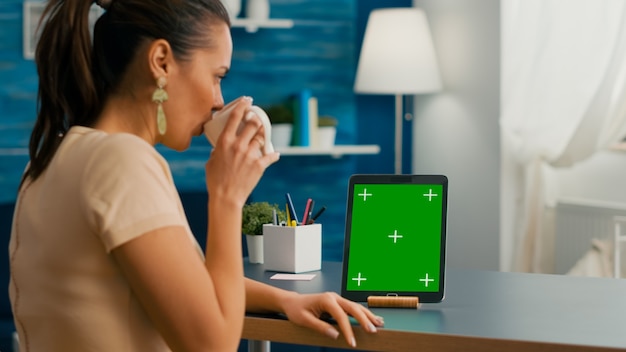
[246,0,270,21]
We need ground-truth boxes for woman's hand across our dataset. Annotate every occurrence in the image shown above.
[281,291,384,348]
[205,96,280,207]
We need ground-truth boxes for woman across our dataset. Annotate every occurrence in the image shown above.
[8,0,383,350]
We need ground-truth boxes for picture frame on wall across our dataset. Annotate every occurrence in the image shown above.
[22,1,103,60]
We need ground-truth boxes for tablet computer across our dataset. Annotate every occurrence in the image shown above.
[340,174,448,303]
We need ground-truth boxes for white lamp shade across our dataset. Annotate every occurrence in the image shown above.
[354,8,442,95]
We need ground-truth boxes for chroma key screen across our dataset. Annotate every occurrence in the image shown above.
[344,183,445,293]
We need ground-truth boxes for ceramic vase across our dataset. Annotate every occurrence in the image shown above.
[317,126,336,149]
[271,124,292,148]
[245,234,264,264]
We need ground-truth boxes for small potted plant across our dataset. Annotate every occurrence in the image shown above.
[264,104,294,148]
[242,202,286,264]
[317,115,338,149]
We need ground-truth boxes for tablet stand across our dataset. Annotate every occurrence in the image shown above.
[367,296,420,309]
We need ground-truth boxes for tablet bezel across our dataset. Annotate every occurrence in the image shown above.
[340,174,448,303]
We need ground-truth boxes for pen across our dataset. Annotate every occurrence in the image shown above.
[305,200,315,226]
[272,208,278,225]
[285,193,299,225]
[290,220,297,227]
[308,205,326,224]
[301,198,313,225]
[286,204,291,225]
[308,200,315,222]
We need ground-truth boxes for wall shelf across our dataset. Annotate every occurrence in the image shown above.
[231,18,294,33]
[275,145,380,158]
[174,144,379,159]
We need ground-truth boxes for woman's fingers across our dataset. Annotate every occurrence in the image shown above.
[251,135,265,149]
[329,309,358,347]
[219,103,269,157]
[313,293,385,348]
[220,96,253,139]
[338,297,384,330]
[297,310,342,341]
[294,294,357,347]
[238,111,266,148]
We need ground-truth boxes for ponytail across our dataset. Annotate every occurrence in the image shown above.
[21,0,100,188]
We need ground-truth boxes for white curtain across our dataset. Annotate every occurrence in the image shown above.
[500,0,626,272]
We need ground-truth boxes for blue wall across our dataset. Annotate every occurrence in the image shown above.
[0,1,36,204]
[0,0,409,263]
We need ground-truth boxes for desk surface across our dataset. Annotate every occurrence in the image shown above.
[243,261,626,352]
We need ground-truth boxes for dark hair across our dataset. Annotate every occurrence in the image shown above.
[21,0,230,188]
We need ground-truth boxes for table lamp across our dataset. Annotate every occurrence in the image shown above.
[354,8,442,174]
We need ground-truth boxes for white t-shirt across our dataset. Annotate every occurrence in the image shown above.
[9,126,200,351]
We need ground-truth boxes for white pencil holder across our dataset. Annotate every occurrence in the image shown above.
[262,223,322,273]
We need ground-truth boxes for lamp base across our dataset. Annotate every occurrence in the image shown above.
[395,94,403,174]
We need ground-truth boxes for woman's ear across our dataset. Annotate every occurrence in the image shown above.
[148,39,175,80]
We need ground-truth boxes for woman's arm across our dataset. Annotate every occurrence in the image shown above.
[245,277,298,313]
[112,218,245,352]
[245,278,384,348]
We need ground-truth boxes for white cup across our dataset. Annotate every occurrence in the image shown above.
[204,101,274,154]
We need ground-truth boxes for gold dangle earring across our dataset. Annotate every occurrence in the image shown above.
[152,76,168,135]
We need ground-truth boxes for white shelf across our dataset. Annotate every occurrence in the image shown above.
[231,18,294,32]
[275,145,380,158]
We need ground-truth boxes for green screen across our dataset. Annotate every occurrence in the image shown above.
[346,183,443,292]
